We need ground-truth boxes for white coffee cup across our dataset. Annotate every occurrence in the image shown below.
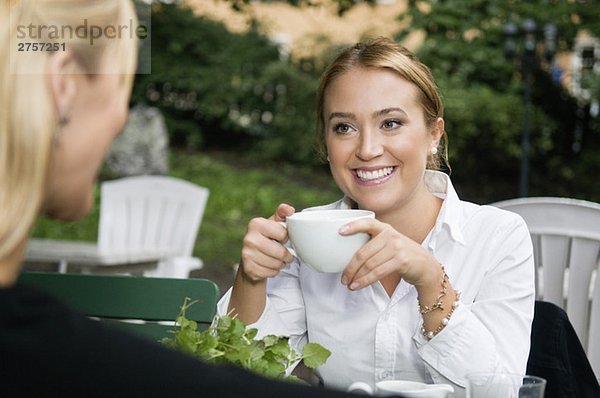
[348,380,454,397]
[282,209,374,273]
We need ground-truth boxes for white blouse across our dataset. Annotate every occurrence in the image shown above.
[218,171,535,397]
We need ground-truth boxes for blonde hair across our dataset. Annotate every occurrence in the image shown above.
[316,37,450,171]
[0,0,138,258]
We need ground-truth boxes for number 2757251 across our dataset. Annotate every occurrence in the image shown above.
[17,42,66,52]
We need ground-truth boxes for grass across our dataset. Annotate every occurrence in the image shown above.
[30,150,342,274]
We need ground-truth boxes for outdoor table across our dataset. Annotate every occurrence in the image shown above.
[24,238,178,275]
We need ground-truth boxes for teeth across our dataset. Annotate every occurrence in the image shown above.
[356,167,394,181]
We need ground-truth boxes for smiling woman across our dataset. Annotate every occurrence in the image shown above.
[221,37,536,396]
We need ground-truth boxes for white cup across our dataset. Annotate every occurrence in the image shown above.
[348,380,454,397]
[282,209,374,273]
[466,373,546,398]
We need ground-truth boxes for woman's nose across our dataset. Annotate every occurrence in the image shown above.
[355,130,383,161]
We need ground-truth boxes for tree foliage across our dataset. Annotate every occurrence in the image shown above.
[397,0,599,202]
[135,1,599,202]
[132,3,320,164]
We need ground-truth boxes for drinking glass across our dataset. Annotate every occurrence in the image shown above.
[466,373,546,398]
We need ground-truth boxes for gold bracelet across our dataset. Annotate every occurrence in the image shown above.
[417,266,448,315]
[421,291,461,340]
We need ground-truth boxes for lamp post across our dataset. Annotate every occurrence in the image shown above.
[503,19,558,197]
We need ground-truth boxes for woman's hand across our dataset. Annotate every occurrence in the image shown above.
[339,218,441,290]
[239,203,295,283]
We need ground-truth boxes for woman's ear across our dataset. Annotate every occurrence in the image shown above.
[46,50,78,122]
[431,117,445,147]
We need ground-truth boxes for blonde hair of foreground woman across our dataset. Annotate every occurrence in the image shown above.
[0,0,138,259]
[315,37,450,172]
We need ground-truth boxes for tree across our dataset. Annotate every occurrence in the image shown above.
[143,0,599,202]
[397,0,599,202]
[132,3,320,165]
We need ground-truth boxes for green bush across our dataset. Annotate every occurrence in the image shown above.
[400,0,599,202]
[247,62,320,163]
[132,3,321,165]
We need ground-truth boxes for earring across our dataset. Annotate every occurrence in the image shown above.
[431,146,438,156]
[326,156,330,162]
[54,112,69,145]
[59,113,70,126]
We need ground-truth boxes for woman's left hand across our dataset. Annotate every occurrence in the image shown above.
[339,218,440,290]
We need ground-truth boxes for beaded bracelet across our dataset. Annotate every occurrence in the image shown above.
[417,266,449,315]
[421,291,461,340]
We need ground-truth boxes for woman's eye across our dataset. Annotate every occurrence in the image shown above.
[333,123,354,135]
[382,119,402,130]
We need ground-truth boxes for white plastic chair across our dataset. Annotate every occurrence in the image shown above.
[98,175,209,279]
[27,176,209,279]
[491,197,600,377]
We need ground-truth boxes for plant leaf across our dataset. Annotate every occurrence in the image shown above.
[162,300,331,380]
[301,343,331,369]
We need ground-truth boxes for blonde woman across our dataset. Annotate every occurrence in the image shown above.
[0,2,368,397]
[221,38,535,396]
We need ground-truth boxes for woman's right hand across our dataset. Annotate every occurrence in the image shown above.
[239,203,296,282]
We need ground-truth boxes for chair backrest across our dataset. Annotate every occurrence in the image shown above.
[17,272,219,341]
[98,175,209,256]
[492,197,600,377]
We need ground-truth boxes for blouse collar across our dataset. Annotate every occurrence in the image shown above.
[424,170,466,246]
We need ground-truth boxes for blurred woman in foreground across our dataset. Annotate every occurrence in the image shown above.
[0,1,365,396]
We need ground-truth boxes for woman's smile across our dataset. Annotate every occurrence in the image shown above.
[353,166,397,186]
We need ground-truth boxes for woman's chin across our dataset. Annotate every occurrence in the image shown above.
[44,199,92,222]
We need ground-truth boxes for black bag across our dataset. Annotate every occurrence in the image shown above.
[527,300,600,398]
